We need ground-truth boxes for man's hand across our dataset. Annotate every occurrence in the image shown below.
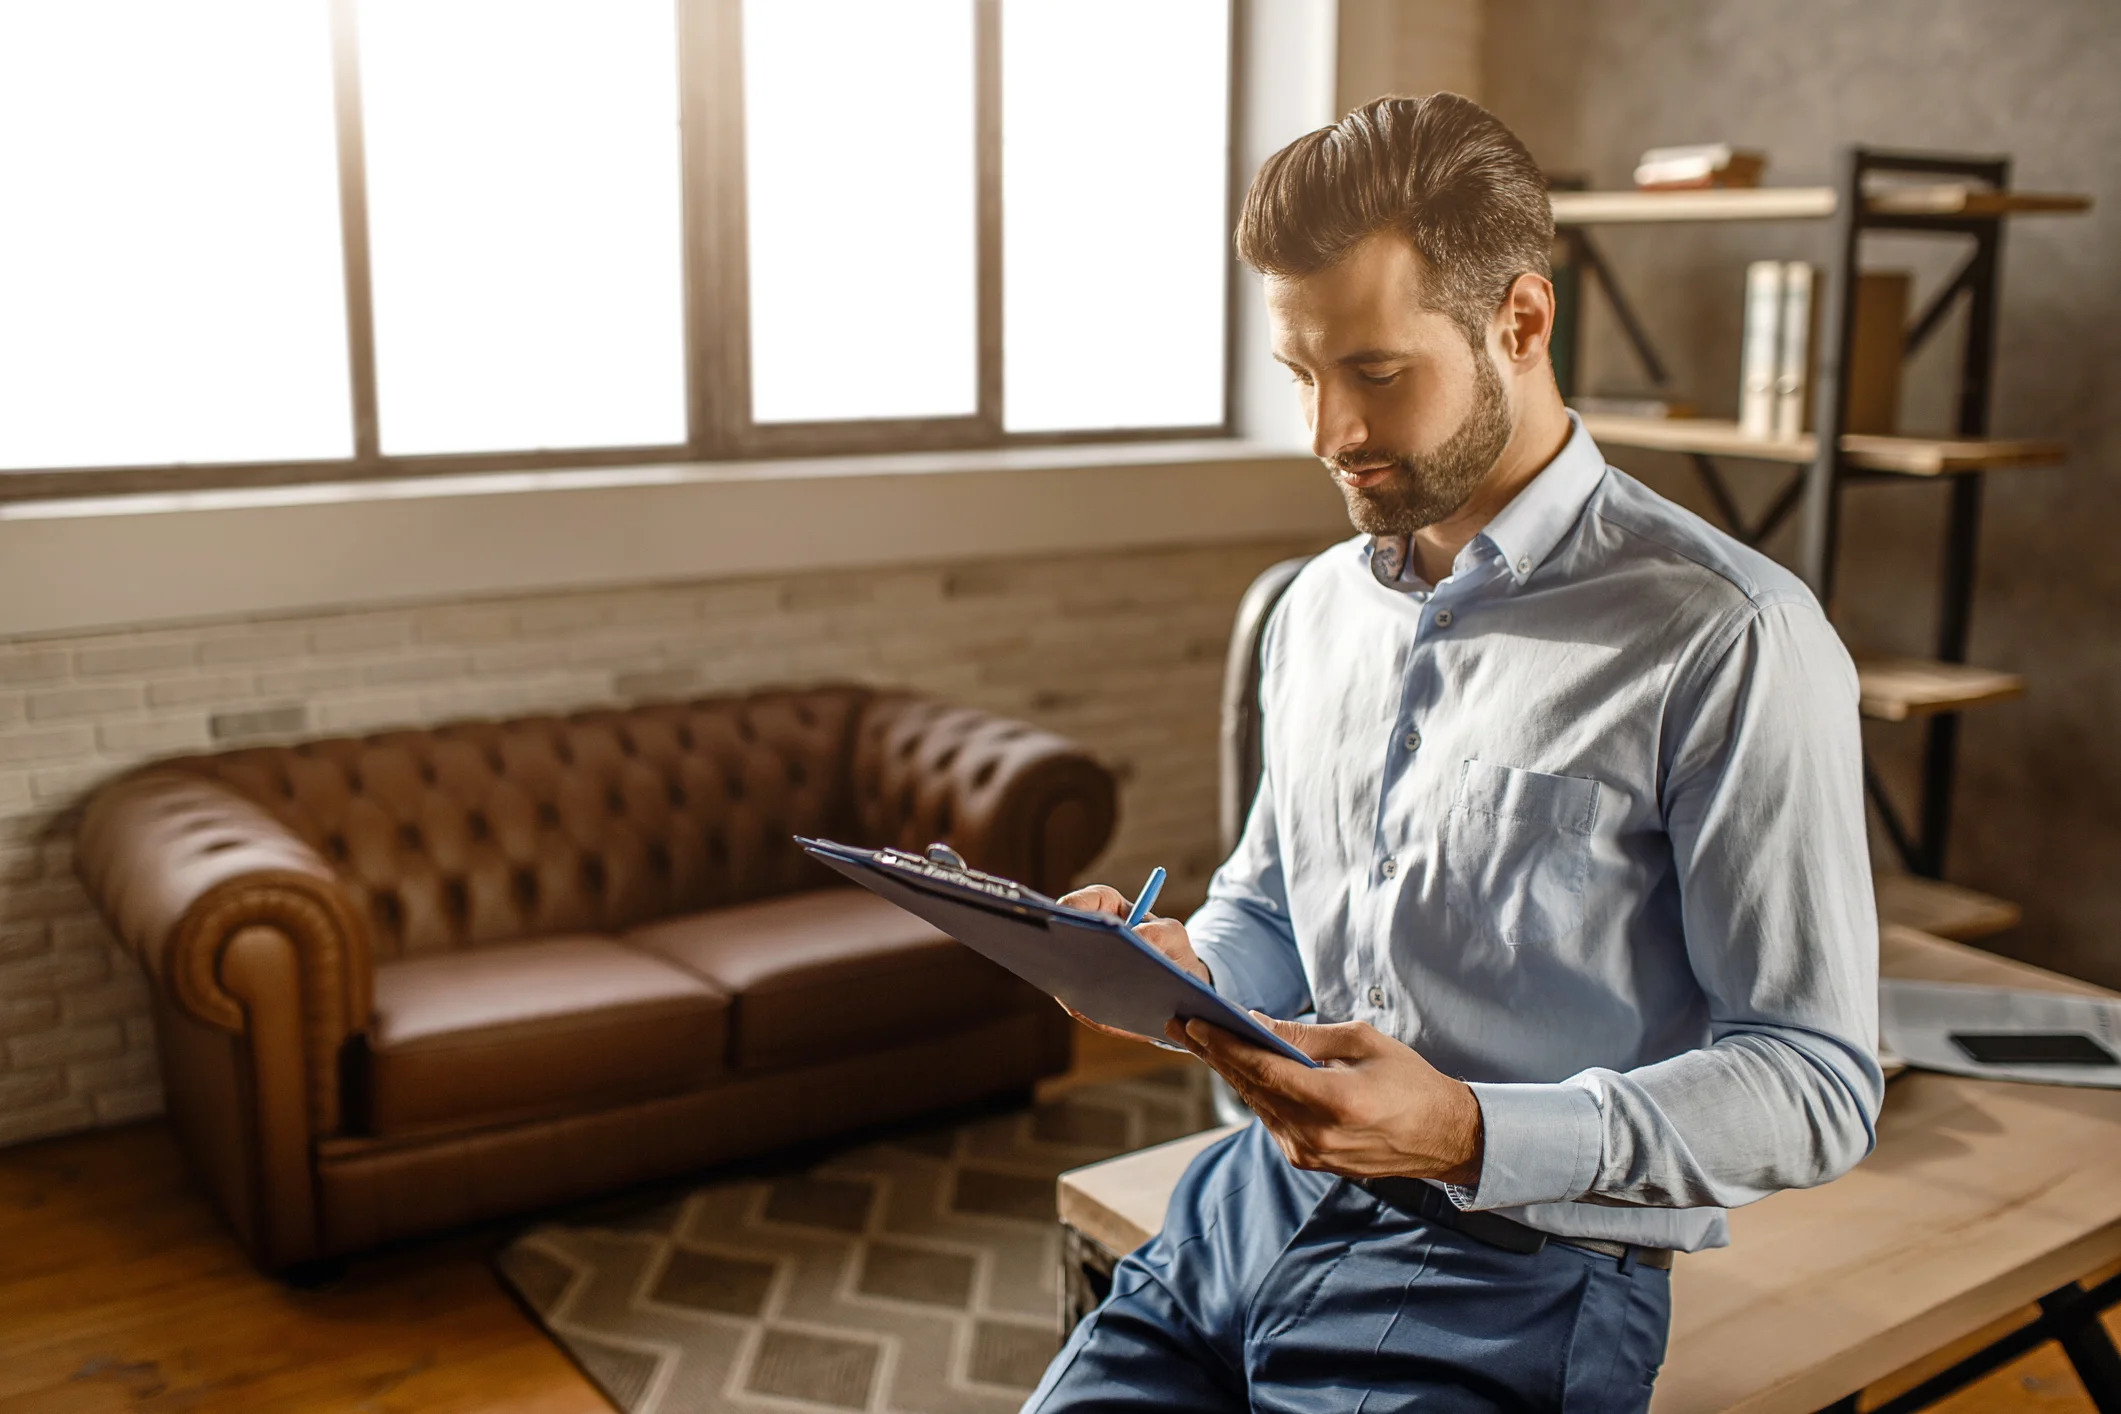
[1055,884,1211,1044]
[1170,1013,1485,1187]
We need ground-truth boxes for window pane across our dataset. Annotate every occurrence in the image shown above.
[743,0,977,424]
[1002,0,1230,432]
[0,0,351,471]
[359,0,686,455]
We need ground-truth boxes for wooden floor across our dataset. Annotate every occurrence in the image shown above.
[0,1025,2111,1414]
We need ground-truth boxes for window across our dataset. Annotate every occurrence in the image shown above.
[357,0,688,455]
[0,0,1235,500]
[742,0,978,425]
[1002,0,1230,432]
[0,0,352,470]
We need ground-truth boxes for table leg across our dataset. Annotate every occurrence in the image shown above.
[1061,1224,1120,1333]
[2040,1284,2121,1414]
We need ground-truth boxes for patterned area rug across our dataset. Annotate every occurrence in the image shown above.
[495,1065,1215,1413]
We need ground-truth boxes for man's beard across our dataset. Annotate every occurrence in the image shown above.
[1328,352,1514,536]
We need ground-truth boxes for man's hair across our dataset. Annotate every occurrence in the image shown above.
[1236,93,1554,347]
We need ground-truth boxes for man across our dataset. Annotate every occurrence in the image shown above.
[1027,94,1882,1412]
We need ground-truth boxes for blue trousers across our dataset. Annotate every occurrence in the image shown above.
[1028,1123,1669,1413]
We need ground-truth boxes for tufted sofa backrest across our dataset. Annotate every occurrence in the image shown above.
[169,687,869,961]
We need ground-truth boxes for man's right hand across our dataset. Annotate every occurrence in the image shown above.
[1056,883,1214,1044]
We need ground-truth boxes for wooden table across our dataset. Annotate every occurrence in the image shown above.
[1056,929,2121,1413]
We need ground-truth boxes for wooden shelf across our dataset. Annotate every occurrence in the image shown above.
[1876,873,2020,941]
[1553,187,1836,224]
[1869,187,2093,218]
[1550,185,2091,226]
[1856,658,2024,722]
[1578,414,2067,476]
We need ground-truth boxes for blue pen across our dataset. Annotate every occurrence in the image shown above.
[1125,866,1167,928]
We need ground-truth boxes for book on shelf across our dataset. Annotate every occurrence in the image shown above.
[1849,271,1909,436]
[1773,261,1818,440]
[1634,143,1768,190]
[1736,263,1907,441]
[1739,260,1784,438]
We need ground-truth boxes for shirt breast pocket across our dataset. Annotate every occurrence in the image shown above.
[1443,760,1601,950]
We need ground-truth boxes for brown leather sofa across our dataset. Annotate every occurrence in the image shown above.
[74,685,1116,1271]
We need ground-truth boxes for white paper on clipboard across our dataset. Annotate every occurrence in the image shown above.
[1880,978,2121,1088]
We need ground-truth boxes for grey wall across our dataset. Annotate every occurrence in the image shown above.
[1481,0,2121,985]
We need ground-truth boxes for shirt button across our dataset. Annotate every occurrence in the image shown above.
[1367,986,1386,1007]
[1434,609,1453,628]
[1516,555,1531,575]
[1380,856,1398,879]
[1404,729,1421,751]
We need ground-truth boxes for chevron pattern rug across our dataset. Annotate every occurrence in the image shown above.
[495,1064,1214,1413]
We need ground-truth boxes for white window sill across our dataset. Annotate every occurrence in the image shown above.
[0,439,1346,637]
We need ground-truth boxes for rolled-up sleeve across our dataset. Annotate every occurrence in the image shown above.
[1453,595,1883,1213]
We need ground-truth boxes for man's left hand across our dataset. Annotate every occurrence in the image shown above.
[1168,1013,1485,1187]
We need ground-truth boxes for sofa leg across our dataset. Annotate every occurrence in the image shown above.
[280,1256,348,1290]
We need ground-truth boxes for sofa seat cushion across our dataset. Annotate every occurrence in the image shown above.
[366,936,730,1137]
[624,888,1042,1071]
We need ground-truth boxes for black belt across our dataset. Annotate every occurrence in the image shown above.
[1353,1175,1674,1271]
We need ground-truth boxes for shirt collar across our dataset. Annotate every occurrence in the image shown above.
[1478,410,1608,585]
[1361,410,1608,591]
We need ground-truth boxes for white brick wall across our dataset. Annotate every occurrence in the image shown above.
[0,535,1331,1147]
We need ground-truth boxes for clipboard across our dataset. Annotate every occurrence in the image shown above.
[796,836,1318,1068]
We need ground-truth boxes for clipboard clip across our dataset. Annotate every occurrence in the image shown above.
[866,842,1037,904]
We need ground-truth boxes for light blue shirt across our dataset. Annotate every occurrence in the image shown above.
[1189,413,1883,1252]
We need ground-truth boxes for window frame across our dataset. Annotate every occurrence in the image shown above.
[0,0,1242,503]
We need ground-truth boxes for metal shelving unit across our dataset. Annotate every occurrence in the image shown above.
[1553,146,2088,907]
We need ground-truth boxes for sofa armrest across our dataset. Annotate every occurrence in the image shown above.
[75,768,372,1134]
[851,695,1118,895]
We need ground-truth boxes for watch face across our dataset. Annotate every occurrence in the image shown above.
[1948,1031,2120,1067]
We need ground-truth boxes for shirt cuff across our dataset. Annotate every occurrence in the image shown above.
[1446,1081,1602,1212]
[1188,937,1270,1015]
